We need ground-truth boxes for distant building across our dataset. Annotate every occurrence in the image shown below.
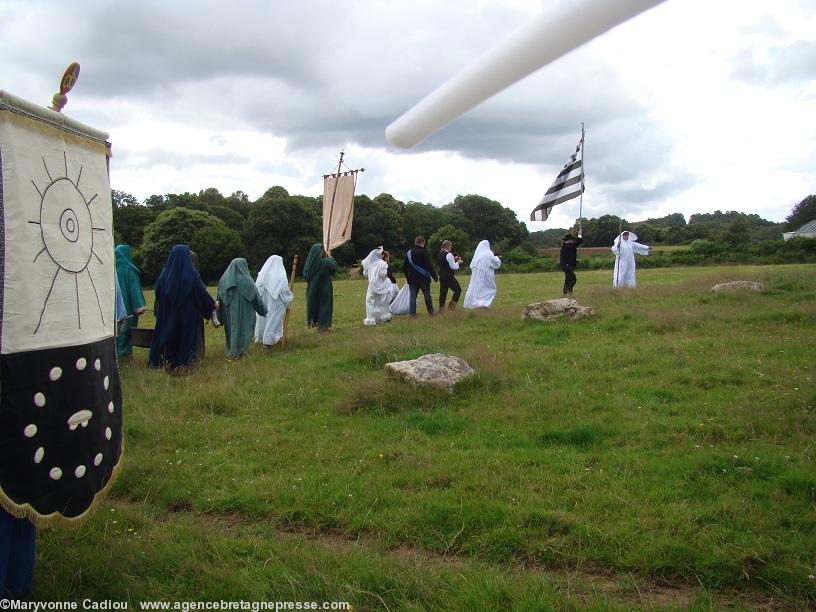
[783,219,816,241]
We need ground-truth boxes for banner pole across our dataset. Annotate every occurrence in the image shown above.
[324,150,344,256]
[280,254,299,351]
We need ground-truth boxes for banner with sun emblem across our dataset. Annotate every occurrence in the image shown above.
[0,90,122,527]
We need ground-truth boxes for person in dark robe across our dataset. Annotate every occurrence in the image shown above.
[403,236,437,318]
[114,244,146,358]
[149,244,216,374]
[559,232,583,295]
[189,250,206,361]
[217,258,266,358]
[0,507,35,599]
[303,243,337,332]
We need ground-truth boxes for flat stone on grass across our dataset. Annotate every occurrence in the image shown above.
[523,298,594,322]
[710,281,765,293]
[385,353,474,393]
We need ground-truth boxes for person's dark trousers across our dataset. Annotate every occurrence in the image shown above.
[409,282,434,317]
[0,508,35,600]
[439,276,461,309]
[562,265,577,294]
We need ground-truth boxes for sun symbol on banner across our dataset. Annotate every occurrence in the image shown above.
[28,152,106,334]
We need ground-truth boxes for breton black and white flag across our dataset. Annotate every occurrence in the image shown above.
[530,135,584,222]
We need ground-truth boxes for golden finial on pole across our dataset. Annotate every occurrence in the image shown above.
[49,62,81,112]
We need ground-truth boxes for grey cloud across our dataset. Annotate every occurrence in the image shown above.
[115,148,251,170]
[732,39,816,86]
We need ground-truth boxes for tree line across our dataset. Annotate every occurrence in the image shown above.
[112,187,528,283]
[112,188,814,284]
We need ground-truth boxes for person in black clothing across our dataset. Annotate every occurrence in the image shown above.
[559,232,583,294]
[438,240,463,310]
[403,236,438,318]
[383,250,396,284]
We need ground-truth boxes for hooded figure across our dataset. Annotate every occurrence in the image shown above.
[114,244,146,358]
[611,231,651,288]
[254,255,294,347]
[217,258,266,358]
[303,243,337,331]
[362,247,398,326]
[149,244,216,372]
[463,240,502,309]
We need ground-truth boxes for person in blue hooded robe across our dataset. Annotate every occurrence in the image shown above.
[149,244,216,373]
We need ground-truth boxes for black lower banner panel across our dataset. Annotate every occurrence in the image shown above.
[0,337,122,521]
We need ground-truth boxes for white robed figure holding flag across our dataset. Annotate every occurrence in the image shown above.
[611,230,651,288]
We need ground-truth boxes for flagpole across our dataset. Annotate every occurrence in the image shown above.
[578,122,584,234]
[615,218,622,288]
[325,150,344,256]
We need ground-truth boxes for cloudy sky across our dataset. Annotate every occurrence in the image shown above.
[2,0,814,229]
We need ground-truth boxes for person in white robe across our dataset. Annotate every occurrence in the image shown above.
[390,283,410,315]
[254,255,294,346]
[611,230,651,288]
[463,240,502,309]
[362,247,398,325]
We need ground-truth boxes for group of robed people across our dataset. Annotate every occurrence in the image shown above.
[356,236,504,324]
[112,244,296,375]
[112,229,652,373]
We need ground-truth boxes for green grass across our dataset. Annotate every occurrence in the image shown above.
[34,264,816,609]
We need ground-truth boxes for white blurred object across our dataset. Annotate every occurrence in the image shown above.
[386,0,667,148]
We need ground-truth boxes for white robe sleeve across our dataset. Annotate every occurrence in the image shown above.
[632,242,651,256]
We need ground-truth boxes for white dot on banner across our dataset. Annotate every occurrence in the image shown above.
[103,376,109,390]
[105,427,112,440]
[94,453,103,466]
[76,358,87,370]
[24,424,37,438]
[108,401,114,413]
[49,367,62,381]
[34,447,44,464]
[94,358,101,371]
[49,467,62,480]
[34,393,46,407]
[75,465,86,478]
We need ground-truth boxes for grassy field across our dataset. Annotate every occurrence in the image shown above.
[33,264,815,610]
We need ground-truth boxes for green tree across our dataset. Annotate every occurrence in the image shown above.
[401,202,447,249]
[444,194,528,249]
[582,214,626,246]
[243,194,320,272]
[348,195,402,262]
[632,222,658,244]
[140,207,244,283]
[112,204,157,248]
[725,218,750,247]
[111,189,139,208]
[429,224,472,262]
[784,195,816,230]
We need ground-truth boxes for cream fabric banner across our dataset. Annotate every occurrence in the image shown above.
[0,112,114,354]
[322,174,356,251]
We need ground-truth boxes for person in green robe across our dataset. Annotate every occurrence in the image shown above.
[114,244,147,358]
[303,243,337,332]
[216,258,267,359]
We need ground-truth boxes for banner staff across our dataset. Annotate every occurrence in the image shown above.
[324,150,344,256]
[279,254,298,351]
